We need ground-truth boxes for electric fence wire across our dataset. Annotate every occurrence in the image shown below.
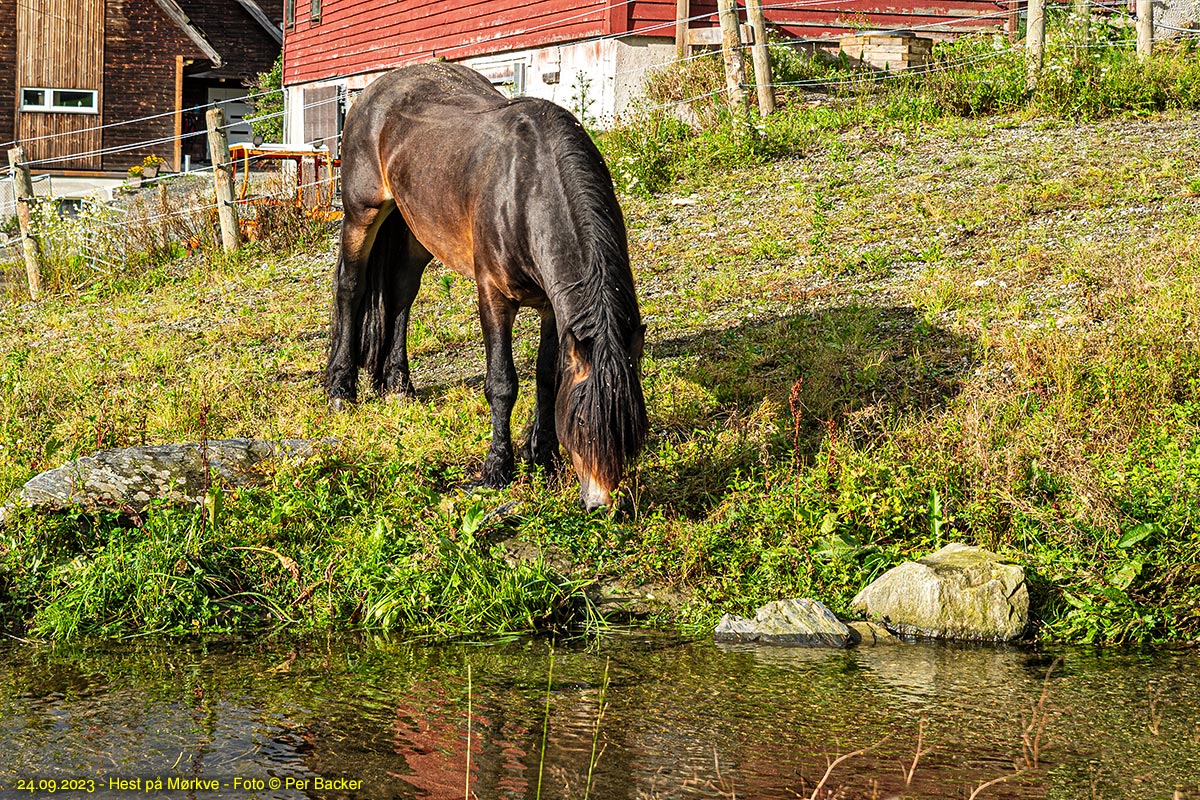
[9,1,1193,189]
[39,130,346,233]
[16,92,340,170]
[4,0,1019,173]
[0,85,286,153]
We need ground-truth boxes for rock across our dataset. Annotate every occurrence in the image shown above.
[13,438,332,515]
[714,598,852,647]
[846,620,902,646]
[850,543,1029,641]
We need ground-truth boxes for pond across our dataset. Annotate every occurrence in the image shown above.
[0,633,1197,799]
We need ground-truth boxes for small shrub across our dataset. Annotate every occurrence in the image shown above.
[248,53,284,143]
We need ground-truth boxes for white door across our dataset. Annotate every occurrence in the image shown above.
[207,87,254,147]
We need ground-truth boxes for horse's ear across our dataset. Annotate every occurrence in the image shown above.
[629,324,646,360]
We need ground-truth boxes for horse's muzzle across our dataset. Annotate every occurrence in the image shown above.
[575,463,613,512]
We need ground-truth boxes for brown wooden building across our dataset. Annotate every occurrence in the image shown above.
[0,0,281,175]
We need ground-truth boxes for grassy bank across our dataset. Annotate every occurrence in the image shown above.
[2,24,1200,644]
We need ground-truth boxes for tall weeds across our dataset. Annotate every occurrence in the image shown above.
[599,18,1200,195]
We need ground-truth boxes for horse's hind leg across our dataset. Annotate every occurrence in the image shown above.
[520,308,561,476]
[326,209,382,407]
[477,283,519,488]
[374,221,432,398]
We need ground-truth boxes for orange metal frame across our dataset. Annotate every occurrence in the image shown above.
[228,143,342,215]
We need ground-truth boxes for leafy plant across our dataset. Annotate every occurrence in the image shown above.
[247,53,284,143]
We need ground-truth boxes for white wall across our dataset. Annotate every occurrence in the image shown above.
[282,35,676,147]
[1158,0,1199,36]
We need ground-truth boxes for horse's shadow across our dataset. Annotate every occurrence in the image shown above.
[635,304,973,517]
[382,303,971,517]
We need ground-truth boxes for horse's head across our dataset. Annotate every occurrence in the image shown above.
[556,325,647,511]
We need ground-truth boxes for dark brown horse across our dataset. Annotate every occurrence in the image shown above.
[326,62,647,510]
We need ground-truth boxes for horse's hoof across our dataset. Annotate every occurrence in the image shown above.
[382,387,418,404]
[479,458,515,489]
[479,472,514,490]
[329,396,356,413]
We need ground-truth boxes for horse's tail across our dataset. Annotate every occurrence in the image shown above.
[557,328,648,491]
[355,212,407,386]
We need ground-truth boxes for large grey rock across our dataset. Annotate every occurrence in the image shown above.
[850,543,1028,641]
[714,598,852,647]
[14,438,330,514]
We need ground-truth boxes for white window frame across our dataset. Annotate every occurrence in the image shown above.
[20,87,99,114]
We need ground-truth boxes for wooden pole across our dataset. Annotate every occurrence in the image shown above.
[157,181,171,253]
[1073,0,1090,46]
[173,56,185,172]
[7,147,43,300]
[1136,0,1153,61]
[745,0,775,115]
[205,107,242,252]
[1026,0,1046,91]
[716,0,748,122]
[675,0,690,61]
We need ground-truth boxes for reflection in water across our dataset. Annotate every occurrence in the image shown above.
[0,634,1197,799]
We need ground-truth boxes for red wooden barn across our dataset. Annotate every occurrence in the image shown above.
[283,0,1011,145]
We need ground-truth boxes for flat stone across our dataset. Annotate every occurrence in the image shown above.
[714,598,852,647]
[13,438,332,514]
[846,620,902,646]
[850,543,1029,641]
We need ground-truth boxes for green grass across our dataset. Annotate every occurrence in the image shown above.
[2,23,1200,643]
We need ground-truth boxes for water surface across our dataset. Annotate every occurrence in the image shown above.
[0,633,1197,799]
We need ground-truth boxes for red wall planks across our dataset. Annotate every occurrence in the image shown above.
[284,0,1010,87]
[284,0,610,85]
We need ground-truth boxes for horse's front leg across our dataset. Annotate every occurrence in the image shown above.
[520,307,560,476]
[477,284,519,488]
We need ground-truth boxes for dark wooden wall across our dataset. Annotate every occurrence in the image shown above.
[0,1,15,149]
[16,0,106,170]
[102,0,201,172]
[181,0,281,81]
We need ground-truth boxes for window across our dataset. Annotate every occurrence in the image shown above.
[310,0,321,23]
[20,87,98,114]
[284,0,294,26]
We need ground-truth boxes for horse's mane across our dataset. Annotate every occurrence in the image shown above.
[543,107,648,488]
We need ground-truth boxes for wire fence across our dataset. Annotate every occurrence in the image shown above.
[4,0,1196,284]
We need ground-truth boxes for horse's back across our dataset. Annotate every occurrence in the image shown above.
[349,62,508,131]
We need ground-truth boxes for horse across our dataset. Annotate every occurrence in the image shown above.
[325,62,647,511]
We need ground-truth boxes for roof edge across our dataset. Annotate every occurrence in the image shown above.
[232,0,284,45]
[152,0,224,67]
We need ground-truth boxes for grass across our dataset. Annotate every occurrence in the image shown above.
[1,19,1199,643]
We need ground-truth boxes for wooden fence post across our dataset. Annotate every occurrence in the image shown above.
[1073,0,1090,46]
[675,0,691,60]
[716,0,749,123]
[157,182,172,253]
[1136,0,1153,60]
[1026,0,1046,91]
[205,107,242,252]
[745,0,775,115]
[7,147,43,300]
